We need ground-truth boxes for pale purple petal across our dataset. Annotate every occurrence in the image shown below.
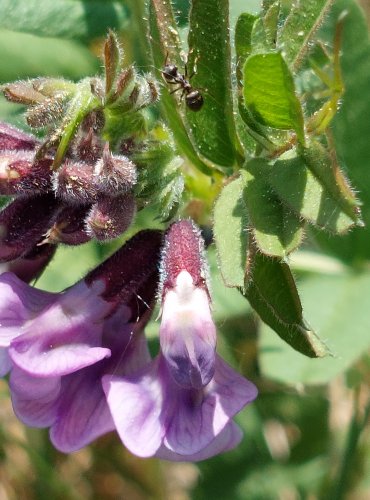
[49,364,115,453]
[0,347,11,376]
[160,271,216,389]
[9,280,112,376]
[156,421,243,462]
[163,355,257,455]
[10,366,61,427]
[50,314,151,453]
[103,359,164,458]
[0,272,54,347]
[104,354,257,458]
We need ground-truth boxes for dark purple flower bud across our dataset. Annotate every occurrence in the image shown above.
[53,160,98,203]
[86,229,162,303]
[2,243,56,283]
[85,193,136,241]
[0,193,59,262]
[43,203,91,245]
[94,143,137,194]
[0,151,52,195]
[0,122,38,151]
[159,220,216,389]
[73,127,103,164]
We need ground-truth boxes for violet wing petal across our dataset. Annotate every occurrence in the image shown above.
[0,347,12,376]
[50,318,150,453]
[9,281,112,376]
[156,421,243,462]
[163,355,258,456]
[50,364,115,453]
[102,359,164,458]
[10,366,61,427]
[0,272,54,346]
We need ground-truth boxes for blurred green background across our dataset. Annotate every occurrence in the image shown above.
[0,1,369,499]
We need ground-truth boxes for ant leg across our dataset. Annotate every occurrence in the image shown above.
[164,51,169,66]
[169,87,181,95]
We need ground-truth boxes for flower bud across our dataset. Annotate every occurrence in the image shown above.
[43,203,91,245]
[0,193,59,262]
[94,143,137,194]
[0,151,52,195]
[26,97,65,128]
[73,127,103,164]
[53,160,98,203]
[129,75,160,111]
[0,122,38,151]
[2,81,46,105]
[85,193,136,241]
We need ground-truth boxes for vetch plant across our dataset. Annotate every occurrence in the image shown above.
[0,0,368,481]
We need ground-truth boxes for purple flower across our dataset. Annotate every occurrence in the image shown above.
[103,353,257,461]
[103,220,258,461]
[10,306,151,452]
[0,230,162,451]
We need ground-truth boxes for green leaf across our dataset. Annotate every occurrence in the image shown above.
[235,13,257,63]
[303,141,361,224]
[243,52,305,143]
[263,1,280,47]
[186,0,237,168]
[0,0,129,41]
[277,0,334,72]
[0,30,99,83]
[270,150,358,233]
[208,249,252,320]
[242,160,304,257]
[312,0,370,262]
[244,247,329,358]
[148,0,212,176]
[259,270,370,384]
[214,176,248,288]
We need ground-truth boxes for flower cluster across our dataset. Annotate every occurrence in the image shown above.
[0,32,160,265]
[0,221,257,461]
[0,32,257,462]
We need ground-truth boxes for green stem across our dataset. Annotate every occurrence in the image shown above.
[331,392,370,500]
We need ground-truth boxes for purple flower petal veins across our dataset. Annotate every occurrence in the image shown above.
[159,220,216,390]
[6,277,112,376]
[10,307,151,452]
[160,270,216,389]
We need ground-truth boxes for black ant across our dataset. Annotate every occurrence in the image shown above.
[161,55,204,112]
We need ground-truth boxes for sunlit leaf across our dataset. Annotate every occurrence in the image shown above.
[242,160,304,257]
[187,0,237,168]
[277,0,334,71]
[243,52,305,143]
[244,246,329,358]
[214,176,248,288]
